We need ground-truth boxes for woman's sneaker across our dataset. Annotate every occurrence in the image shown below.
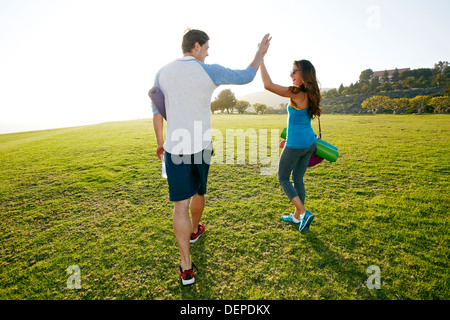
[281,214,301,225]
[179,262,197,286]
[299,210,315,233]
[190,223,205,243]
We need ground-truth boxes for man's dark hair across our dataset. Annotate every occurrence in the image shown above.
[182,29,209,53]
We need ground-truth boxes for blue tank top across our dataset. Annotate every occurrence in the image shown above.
[285,104,316,149]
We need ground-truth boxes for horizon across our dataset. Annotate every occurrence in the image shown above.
[1,0,449,134]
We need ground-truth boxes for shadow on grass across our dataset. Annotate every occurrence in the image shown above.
[174,225,393,300]
[171,212,398,300]
[303,231,392,300]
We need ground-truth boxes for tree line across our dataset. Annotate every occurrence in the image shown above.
[323,61,449,98]
[362,94,450,114]
[211,61,450,115]
[322,87,449,114]
[322,61,449,114]
[210,89,287,114]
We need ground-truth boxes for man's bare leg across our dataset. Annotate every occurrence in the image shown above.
[173,199,191,271]
[190,193,205,234]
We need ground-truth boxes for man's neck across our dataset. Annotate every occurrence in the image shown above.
[184,52,195,58]
[183,52,204,62]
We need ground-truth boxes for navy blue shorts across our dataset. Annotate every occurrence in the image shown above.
[165,144,213,202]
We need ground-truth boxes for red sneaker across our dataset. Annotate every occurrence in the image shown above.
[179,262,197,286]
[190,223,205,244]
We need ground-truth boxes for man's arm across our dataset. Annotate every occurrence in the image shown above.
[150,70,165,160]
[199,34,272,86]
[152,112,165,160]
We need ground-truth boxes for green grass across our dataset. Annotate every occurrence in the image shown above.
[0,114,449,300]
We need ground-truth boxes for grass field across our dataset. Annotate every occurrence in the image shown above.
[0,114,449,300]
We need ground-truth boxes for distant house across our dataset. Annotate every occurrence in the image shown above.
[372,68,410,81]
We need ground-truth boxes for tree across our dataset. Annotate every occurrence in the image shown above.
[382,70,390,84]
[359,69,373,86]
[389,98,409,114]
[410,95,431,114]
[235,100,250,114]
[253,103,268,114]
[210,100,223,114]
[370,77,380,91]
[342,83,355,95]
[434,61,449,76]
[338,83,345,95]
[391,68,400,84]
[279,103,288,113]
[324,88,339,98]
[434,61,450,88]
[434,73,444,88]
[361,85,371,94]
[417,76,427,88]
[212,89,236,114]
[377,81,392,92]
[361,95,391,114]
[404,76,415,89]
[429,96,450,114]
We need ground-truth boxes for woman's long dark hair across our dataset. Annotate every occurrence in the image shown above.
[289,60,322,119]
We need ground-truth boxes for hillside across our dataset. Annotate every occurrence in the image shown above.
[238,88,446,114]
[322,88,444,114]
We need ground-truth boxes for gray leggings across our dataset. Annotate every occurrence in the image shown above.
[277,143,316,204]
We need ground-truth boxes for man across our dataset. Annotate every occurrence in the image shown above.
[150,29,271,285]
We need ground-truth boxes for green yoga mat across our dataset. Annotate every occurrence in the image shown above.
[280,127,339,162]
[316,139,339,162]
[281,127,287,139]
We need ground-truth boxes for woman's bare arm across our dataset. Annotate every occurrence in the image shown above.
[260,60,293,98]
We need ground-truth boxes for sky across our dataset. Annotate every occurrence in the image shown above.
[0,0,449,134]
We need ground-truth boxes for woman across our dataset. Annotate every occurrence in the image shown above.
[260,58,322,232]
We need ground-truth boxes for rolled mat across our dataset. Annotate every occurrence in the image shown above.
[316,138,339,162]
[280,127,287,139]
[148,86,166,120]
